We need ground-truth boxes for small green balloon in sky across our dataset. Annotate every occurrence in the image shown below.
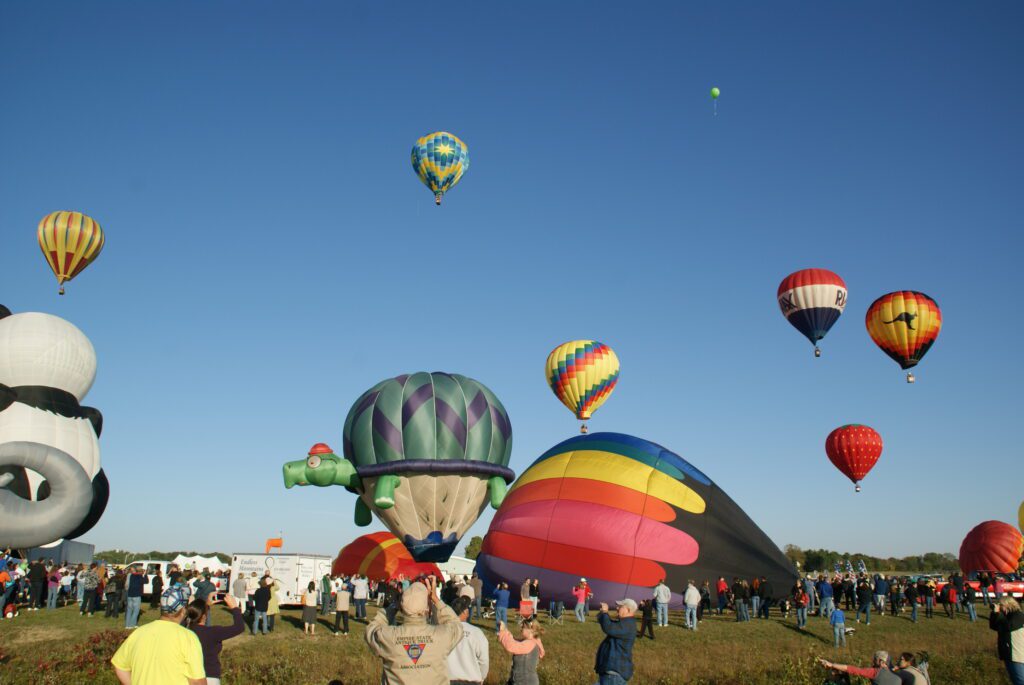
[710,87,721,99]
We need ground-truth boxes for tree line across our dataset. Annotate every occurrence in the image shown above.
[784,545,958,573]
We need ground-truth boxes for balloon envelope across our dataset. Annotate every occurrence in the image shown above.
[710,87,720,99]
[777,269,847,347]
[866,291,942,371]
[825,425,882,488]
[959,521,1023,574]
[476,432,796,608]
[37,211,104,292]
[332,531,441,581]
[344,372,514,562]
[545,340,619,422]
[411,132,469,203]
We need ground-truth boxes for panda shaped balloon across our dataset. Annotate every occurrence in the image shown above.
[0,306,109,548]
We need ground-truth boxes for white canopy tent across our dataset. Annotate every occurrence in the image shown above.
[172,554,229,573]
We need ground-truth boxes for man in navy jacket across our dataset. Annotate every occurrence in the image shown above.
[595,599,637,684]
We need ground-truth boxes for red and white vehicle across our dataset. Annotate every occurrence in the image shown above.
[935,573,1024,599]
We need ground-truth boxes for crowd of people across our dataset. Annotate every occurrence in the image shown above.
[5,547,1023,685]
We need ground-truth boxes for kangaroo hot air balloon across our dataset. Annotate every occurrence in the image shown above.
[825,424,883,492]
[866,291,941,383]
[546,341,619,434]
[37,211,105,295]
[777,269,848,357]
[959,521,1024,574]
[411,132,469,205]
[282,373,514,562]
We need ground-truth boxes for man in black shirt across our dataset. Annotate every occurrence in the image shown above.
[27,560,46,610]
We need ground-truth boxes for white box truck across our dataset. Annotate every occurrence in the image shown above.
[229,553,333,606]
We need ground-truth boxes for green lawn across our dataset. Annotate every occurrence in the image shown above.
[0,601,1008,684]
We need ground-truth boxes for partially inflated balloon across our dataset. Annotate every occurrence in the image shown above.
[411,132,469,205]
[777,269,847,356]
[546,340,619,433]
[866,291,941,383]
[332,531,441,581]
[959,521,1023,574]
[37,211,105,295]
[825,424,882,492]
[477,432,796,608]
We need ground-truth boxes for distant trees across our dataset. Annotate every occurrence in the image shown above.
[788,544,957,573]
[463,536,483,560]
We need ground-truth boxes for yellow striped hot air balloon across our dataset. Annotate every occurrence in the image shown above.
[37,211,105,295]
[545,340,620,434]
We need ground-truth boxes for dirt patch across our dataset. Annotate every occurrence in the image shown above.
[3,625,73,646]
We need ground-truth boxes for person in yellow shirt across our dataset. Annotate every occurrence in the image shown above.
[111,586,206,685]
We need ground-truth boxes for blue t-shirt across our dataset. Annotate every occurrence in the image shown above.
[818,581,834,598]
[830,609,845,626]
[493,588,510,608]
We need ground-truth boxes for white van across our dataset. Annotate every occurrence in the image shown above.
[229,553,333,606]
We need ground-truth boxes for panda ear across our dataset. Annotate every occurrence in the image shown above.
[0,384,15,412]
[81,406,103,437]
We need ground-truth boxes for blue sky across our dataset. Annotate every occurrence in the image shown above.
[1,1,1021,559]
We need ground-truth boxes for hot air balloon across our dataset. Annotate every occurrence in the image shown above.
[411,132,469,205]
[959,521,1024,574]
[825,424,882,492]
[476,432,797,608]
[283,373,514,562]
[37,211,105,295]
[545,340,619,434]
[866,291,941,383]
[332,531,441,581]
[777,269,848,357]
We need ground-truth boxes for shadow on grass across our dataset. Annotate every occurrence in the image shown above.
[775,619,832,645]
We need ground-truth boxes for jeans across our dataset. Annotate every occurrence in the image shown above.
[751,596,760,617]
[685,605,698,630]
[856,603,870,623]
[833,623,846,647]
[77,582,85,603]
[655,601,668,627]
[252,610,268,634]
[981,586,990,605]
[807,591,817,614]
[737,601,749,622]
[473,595,482,619]
[874,594,885,612]
[597,671,629,685]
[495,606,507,632]
[81,589,96,614]
[759,598,772,619]
[334,610,349,633]
[354,598,366,619]
[717,594,727,614]
[796,607,807,628]
[820,596,834,620]
[1006,661,1024,685]
[575,601,586,622]
[30,582,44,609]
[105,593,121,618]
[966,601,977,622]
[925,596,934,618]
[125,597,141,628]
[46,588,58,609]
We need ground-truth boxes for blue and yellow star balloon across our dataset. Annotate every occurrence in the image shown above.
[411,132,469,205]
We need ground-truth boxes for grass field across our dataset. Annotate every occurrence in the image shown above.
[0,601,1008,684]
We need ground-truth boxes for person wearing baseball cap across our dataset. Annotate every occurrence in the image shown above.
[111,586,206,684]
[594,598,637,684]
[365,575,463,684]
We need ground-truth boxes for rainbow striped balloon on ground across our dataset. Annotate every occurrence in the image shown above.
[476,432,796,608]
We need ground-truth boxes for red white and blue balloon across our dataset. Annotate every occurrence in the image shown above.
[777,269,847,356]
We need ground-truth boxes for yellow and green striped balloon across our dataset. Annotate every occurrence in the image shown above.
[411,131,469,205]
[37,211,105,295]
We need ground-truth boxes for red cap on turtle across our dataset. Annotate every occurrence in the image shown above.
[308,443,333,456]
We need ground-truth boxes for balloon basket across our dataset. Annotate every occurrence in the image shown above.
[435,193,442,206]
[58,285,65,296]
[855,483,861,493]
[580,423,588,434]
[906,372,915,384]
[814,347,821,358]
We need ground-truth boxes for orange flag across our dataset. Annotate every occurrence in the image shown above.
[265,537,283,554]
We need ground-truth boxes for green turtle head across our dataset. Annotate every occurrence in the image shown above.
[282,444,357,489]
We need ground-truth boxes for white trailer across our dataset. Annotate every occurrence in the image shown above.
[229,553,333,606]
